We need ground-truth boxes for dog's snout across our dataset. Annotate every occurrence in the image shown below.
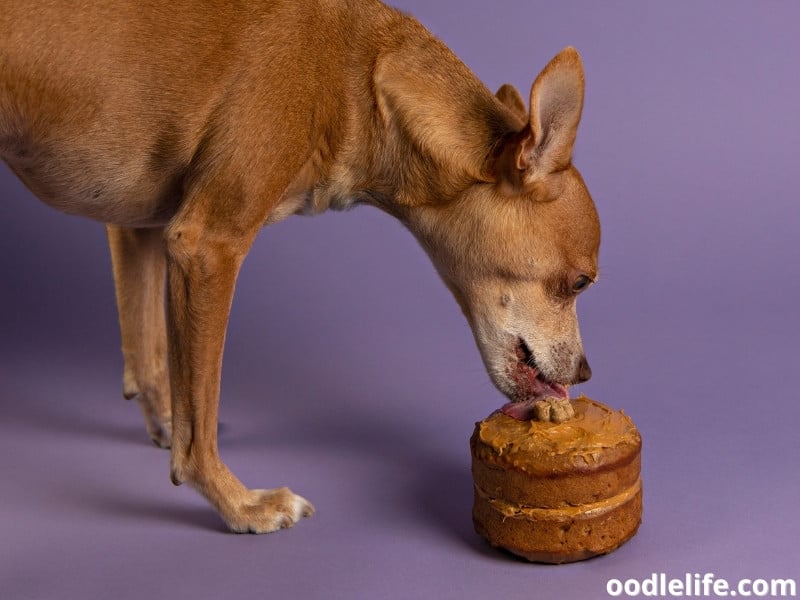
[576,355,592,383]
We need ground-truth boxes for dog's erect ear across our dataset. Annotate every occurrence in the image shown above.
[519,47,585,179]
[495,84,527,124]
[488,48,584,196]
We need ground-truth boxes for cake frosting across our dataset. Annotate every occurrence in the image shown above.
[476,396,640,472]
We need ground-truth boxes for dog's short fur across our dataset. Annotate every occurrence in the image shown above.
[0,0,600,532]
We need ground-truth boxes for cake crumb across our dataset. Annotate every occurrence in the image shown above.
[532,397,575,423]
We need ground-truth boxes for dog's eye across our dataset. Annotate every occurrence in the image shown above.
[572,275,592,293]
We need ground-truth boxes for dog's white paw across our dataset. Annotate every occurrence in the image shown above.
[225,487,315,534]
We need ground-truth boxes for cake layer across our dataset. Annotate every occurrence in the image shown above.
[471,445,640,508]
[473,478,642,564]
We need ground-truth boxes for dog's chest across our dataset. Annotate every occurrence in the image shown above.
[267,153,359,225]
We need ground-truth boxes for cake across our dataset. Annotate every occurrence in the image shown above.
[470,395,642,563]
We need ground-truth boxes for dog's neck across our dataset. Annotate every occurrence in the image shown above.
[300,10,520,225]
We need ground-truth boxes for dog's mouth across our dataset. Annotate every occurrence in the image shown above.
[501,337,568,420]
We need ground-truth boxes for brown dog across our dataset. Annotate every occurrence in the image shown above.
[0,0,599,532]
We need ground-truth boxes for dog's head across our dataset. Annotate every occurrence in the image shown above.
[397,48,599,404]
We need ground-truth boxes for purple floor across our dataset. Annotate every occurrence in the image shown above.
[1,2,799,599]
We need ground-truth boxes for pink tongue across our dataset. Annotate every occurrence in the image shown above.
[501,399,540,420]
[501,382,569,421]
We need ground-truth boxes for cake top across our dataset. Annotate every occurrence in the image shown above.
[474,395,640,474]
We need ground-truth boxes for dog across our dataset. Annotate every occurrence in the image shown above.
[0,0,599,533]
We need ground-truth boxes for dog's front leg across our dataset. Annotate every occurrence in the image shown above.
[163,191,314,533]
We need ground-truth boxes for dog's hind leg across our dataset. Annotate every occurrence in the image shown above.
[106,225,172,448]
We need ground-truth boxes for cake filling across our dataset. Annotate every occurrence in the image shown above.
[502,338,568,420]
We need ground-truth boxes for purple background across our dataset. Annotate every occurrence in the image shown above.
[1,1,798,599]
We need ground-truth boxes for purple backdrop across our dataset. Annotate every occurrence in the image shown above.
[1,2,798,599]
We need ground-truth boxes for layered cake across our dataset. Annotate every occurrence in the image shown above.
[470,396,642,563]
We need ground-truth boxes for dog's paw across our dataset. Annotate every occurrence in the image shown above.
[225,487,315,534]
[533,397,575,423]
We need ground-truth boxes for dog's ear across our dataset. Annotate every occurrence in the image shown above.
[495,84,527,124]
[519,47,584,176]
[491,48,584,196]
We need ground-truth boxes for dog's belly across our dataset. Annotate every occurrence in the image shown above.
[0,2,236,227]
[3,140,183,227]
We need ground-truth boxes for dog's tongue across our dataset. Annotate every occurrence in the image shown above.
[501,382,569,421]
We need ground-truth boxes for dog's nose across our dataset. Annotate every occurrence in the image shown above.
[576,355,592,383]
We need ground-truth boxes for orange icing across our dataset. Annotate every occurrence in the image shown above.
[476,395,640,472]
